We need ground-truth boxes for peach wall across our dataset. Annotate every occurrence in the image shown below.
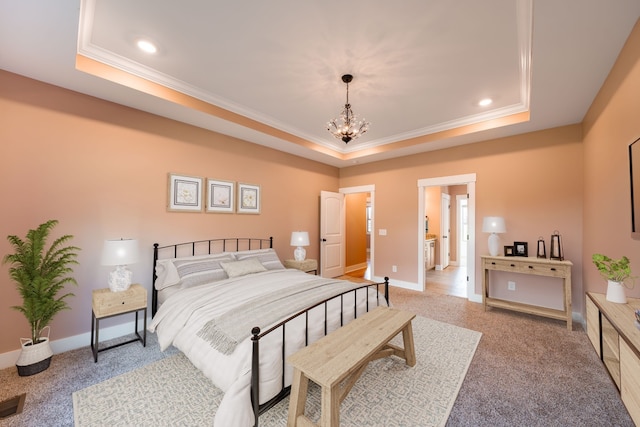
[1,18,637,356]
[340,125,584,311]
[583,19,640,298]
[0,71,339,354]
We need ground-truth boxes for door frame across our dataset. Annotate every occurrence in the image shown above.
[439,192,451,270]
[339,184,375,278]
[456,194,469,267]
[417,174,480,302]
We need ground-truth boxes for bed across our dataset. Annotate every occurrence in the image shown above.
[148,238,389,427]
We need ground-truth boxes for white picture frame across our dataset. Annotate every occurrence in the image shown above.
[237,183,260,214]
[206,178,235,213]
[167,173,203,212]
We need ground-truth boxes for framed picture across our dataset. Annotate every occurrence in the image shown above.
[167,173,203,212]
[514,241,528,257]
[206,179,235,213]
[237,183,260,214]
[504,246,514,256]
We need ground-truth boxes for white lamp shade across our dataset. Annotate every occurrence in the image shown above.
[290,231,310,247]
[482,217,506,234]
[101,239,139,266]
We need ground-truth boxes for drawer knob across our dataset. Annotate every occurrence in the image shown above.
[550,267,556,271]
[491,262,496,265]
[510,264,515,267]
[528,265,534,269]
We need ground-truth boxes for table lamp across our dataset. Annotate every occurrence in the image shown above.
[101,239,139,292]
[290,231,310,261]
[482,216,506,256]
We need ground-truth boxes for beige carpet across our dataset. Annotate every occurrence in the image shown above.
[73,315,481,427]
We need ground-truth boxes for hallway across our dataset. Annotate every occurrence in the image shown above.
[425,265,467,298]
[345,263,467,299]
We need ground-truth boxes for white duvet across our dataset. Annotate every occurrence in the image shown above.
[148,269,386,427]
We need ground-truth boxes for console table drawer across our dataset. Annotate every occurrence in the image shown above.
[484,259,569,278]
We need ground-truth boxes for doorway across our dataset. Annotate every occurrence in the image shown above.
[417,174,479,302]
[320,185,375,280]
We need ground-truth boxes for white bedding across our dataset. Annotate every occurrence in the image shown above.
[148,268,386,427]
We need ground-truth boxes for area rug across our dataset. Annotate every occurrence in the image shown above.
[73,316,481,427]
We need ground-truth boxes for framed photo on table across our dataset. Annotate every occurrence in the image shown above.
[167,173,203,212]
[514,241,528,257]
[504,246,514,256]
[206,179,235,213]
[237,183,260,214]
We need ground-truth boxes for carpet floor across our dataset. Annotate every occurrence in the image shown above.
[72,316,481,426]
[0,285,634,426]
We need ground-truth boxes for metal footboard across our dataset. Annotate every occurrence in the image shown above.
[250,278,390,427]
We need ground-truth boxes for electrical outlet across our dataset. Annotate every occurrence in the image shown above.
[392,265,397,273]
[508,281,516,291]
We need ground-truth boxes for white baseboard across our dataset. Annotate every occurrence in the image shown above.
[345,262,368,273]
[0,317,151,370]
[468,292,483,303]
[372,275,423,292]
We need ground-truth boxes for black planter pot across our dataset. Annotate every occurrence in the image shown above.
[16,356,52,377]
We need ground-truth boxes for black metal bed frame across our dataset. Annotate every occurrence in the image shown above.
[152,238,389,427]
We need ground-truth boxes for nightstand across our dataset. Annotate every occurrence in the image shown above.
[91,284,147,362]
[283,259,318,275]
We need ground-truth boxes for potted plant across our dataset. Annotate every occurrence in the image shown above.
[3,220,80,376]
[592,253,635,303]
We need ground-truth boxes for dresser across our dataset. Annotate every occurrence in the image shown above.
[586,292,640,424]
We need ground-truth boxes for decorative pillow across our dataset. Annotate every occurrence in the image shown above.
[154,259,181,290]
[174,253,237,289]
[220,257,268,278]
[234,248,285,270]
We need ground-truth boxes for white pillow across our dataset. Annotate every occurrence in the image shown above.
[220,257,268,278]
[234,248,285,270]
[154,259,181,290]
[173,253,237,289]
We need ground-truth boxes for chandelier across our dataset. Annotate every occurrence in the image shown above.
[327,74,370,144]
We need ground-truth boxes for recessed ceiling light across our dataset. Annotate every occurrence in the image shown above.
[136,39,157,54]
[478,98,493,107]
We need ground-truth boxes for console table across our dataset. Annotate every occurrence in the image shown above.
[481,255,573,330]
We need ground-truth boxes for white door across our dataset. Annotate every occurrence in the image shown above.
[440,193,451,269]
[320,191,345,277]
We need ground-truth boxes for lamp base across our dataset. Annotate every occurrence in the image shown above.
[294,246,306,261]
[108,265,133,292]
[487,233,501,257]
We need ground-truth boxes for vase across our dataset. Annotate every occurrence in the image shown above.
[606,280,627,304]
[15,326,53,376]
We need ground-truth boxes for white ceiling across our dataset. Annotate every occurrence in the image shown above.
[1,0,639,167]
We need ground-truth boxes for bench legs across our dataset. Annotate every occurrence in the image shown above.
[288,369,311,427]
[287,321,416,427]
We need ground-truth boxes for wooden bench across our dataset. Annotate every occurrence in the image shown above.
[286,306,416,427]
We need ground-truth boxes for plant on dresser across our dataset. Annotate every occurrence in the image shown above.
[592,253,635,303]
[3,220,80,376]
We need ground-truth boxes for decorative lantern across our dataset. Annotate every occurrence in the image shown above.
[537,236,546,259]
[550,230,564,261]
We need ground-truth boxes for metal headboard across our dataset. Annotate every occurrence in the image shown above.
[152,237,273,315]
